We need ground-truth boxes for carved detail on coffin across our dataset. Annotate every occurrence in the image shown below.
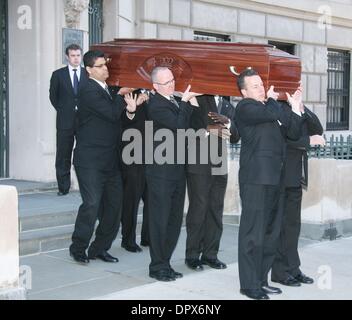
[137,52,193,86]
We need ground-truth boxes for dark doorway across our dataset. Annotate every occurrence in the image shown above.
[0,0,8,178]
[89,0,103,46]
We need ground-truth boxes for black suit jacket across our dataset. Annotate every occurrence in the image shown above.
[49,66,88,130]
[73,79,127,171]
[187,95,240,175]
[235,98,302,186]
[284,106,323,188]
[145,92,194,181]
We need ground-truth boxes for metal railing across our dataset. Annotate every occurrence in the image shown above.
[228,134,352,160]
[309,134,352,159]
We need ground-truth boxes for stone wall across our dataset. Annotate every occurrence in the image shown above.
[223,157,352,240]
[0,186,26,300]
[137,0,352,133]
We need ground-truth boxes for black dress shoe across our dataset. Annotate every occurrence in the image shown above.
[201,257,227,269]
[70,252,89,264]
[149,270,176,282]
[295,273,314,284]
[170,268,183,279]
[140,240,149,247]
[262,285,282,295]
[272,275,301,287]
[89,251,119,263]
[57,191,69,196]
[121,243,142,253]
[185,259,204,271]
[240,289,270,300]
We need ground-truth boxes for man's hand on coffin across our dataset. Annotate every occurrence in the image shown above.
[208,112,230,125]
[124,93,138,113]
[286,86,303,114]
[266,85,279,101]
[181,85,202,104]
[118,87,136,96]
[207,124,231,140]
[136,93,149,106]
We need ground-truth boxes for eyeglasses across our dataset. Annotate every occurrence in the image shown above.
[155,78,175,86]
[92,58,111,68]
[92,63,107,68]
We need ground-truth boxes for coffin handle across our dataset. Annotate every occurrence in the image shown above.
[229,66,240,76]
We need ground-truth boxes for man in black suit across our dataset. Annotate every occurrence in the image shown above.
[49,44,88,196]
[271,91,325,286]
[185,95,240,271]
[120,92,150,253]
[146,67,200,282]
[235,68,302,300]
[69,50,138,264]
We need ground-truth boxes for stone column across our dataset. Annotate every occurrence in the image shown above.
[64,0,89,29]
[224,157,240,220]
[0,186,26,300]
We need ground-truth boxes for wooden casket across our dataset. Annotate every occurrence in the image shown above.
[91,39,301,99]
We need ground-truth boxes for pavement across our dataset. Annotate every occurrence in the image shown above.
[20,217,352,301]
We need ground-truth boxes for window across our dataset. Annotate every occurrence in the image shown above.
[268,41,296,55]
[327,49,350,130]
[194,31,230,42]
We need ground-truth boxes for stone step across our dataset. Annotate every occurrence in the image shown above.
[18,190,81,256]
[20,210,77,232]
[18,191,81,230]
[20,225,74,256]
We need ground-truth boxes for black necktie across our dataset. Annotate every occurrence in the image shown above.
[170,96,179,108]
[104,85,112,99]
[217,96,223,114]
[73,69,79,96]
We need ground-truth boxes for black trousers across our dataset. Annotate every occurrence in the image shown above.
[56,127,75,193]
[186,172,228,260]
[146,174,186,273]
[238,183,283,290]
[121,165,149,246]
[271,186,303,280]
[70,166,123,256]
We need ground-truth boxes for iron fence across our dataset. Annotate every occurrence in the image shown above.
[228,134,352,160]
[309,134,352,159]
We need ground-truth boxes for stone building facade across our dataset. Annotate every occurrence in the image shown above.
[1,0,352,183]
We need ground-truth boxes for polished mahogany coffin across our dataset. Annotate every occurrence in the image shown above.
[91,39,302,99]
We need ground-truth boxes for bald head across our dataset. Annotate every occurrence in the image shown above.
[151,67,175,96]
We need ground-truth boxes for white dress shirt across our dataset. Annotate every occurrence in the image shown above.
[90,78,135,120]
[68,65,81,87]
